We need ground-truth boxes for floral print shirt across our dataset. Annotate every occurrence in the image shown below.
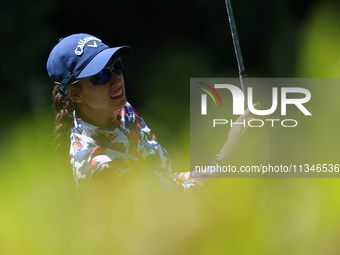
[69,102,225,195]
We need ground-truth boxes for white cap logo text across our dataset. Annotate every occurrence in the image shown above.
[75,36,102,56]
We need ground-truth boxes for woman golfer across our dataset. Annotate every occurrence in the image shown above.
[47,33,255,196]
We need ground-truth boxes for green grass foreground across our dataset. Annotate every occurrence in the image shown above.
[0,113,340,255]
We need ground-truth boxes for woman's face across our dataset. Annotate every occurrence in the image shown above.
[73,66,127,128]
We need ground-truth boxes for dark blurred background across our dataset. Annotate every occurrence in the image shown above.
[0,0,331,135]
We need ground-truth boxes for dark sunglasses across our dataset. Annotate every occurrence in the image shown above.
[90,57,123,85]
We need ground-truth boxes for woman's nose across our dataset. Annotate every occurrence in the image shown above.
[109,72,122,87]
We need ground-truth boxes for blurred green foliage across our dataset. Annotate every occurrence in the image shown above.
[1,0,340,254]
[2,114,340,255]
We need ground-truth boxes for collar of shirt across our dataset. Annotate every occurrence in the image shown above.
[71,102,151,141]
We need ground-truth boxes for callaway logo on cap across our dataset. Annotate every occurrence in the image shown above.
[75,36,102,56]
[46,33,131,93]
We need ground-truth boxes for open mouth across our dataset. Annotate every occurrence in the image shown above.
[110,89,124,99]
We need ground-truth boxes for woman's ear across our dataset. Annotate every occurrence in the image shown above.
[67,86,82,103]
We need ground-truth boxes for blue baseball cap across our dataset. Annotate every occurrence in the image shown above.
[46,33,131,93]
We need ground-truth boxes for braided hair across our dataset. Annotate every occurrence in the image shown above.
[52,85,78,157]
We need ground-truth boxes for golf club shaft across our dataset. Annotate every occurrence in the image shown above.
[225,0,247,108]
